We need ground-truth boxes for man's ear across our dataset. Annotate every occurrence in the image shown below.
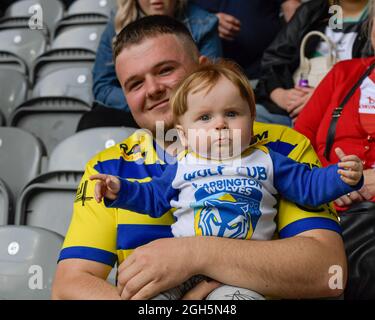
[176,124,188,147]
[198,55,209,65]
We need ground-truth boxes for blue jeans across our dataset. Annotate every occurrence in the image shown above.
[255,104,292,127]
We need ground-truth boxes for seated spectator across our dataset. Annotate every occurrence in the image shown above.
[190,0,301,81]
[295,2,375,298]
[53,15,347,300]
[92,0,222,111]
[255,0,371,127]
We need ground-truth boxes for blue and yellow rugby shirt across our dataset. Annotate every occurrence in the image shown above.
[59,122,341,267]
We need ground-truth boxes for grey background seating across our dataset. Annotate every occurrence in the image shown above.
[52,14,107,52]
[0,50,28,75]
[32,66,93,105]
[4,0,64,37]
[31,48,95,84]
[9,97,91,155]
[16,171,82,237]
[31,48,95,104]
[48,127,137,172]
[0,27,47,74]
[0,127,44,201]
[0,178,12,225]
[0,225,64,300]
[0,67,28,125]
[67,0,117,18]
[0,112,4,126]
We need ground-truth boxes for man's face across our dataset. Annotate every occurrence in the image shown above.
[115,34,198,133]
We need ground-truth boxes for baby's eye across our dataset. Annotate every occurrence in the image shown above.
[199,114,211,121]
[226,111,237,117]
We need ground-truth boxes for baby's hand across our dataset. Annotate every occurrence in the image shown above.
[335,147,363,186]
[89,174,121,203]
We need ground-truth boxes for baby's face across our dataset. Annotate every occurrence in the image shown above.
[177,76,253,160]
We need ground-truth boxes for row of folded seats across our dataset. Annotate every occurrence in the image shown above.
[0,126,136,299]
[0,0,117,127]
[0,0,125,300]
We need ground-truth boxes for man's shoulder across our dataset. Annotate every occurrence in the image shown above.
[86,130,156,171]
[253,122,308,145]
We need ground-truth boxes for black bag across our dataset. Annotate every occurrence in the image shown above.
[340,202,375,299]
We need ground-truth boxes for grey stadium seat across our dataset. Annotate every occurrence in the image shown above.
[48,127,137,172]
[31,48,95,105]
[4,0,64,37]
[0,127,44,201]
[52,14,107,52]
[9,97,91,155]
[0,26,47,74]
[0,178,13,225]
[67,0,117,18]
[0,225,64,300]
[0,67,28,125]
[16,171,82,237]
[0,50,28,75]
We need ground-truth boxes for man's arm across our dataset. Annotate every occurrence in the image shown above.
[52,259,120,300]
[117,229,346,299]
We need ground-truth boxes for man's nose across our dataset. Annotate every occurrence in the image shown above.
[145,77,164,99]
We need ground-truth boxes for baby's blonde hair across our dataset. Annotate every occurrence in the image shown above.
[170,60,256,123]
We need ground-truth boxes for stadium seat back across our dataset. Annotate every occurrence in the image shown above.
[52,24,106,52]
[0,225,64,300]
[0,127,44,200]
[9,97,91,155]
[0,67,28,124]
[0,27,47,74]
[0,178,12,225]
[32,66,93,105]
[0,50,28,75]
[4,0,64,36]
[48,127,137,172]
[67,0,117,17]
[16,171,82,237]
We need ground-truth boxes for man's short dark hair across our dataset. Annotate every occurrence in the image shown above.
[113,15,199,61]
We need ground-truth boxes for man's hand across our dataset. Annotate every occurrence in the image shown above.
[215,13,241,41]
[89,173,121,203]
[117,237,199,300]
[335,147,363,186]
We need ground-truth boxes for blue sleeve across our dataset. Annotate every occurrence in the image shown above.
[105,163,179,218]
[269,149,364,207]
[92,16,130,111]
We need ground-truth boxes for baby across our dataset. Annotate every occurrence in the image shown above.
[90,61,363,300]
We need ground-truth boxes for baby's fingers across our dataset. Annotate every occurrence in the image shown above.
[338,160,362,171]
[94,180,106,203]
[338,169,362,185]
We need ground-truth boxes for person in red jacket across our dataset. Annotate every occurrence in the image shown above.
[295,55,375,212]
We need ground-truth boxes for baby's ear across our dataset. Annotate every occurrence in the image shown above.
[175,125,188,147]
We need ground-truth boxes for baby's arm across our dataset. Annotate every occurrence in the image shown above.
[270,149,363,207]
[90,163,179,218]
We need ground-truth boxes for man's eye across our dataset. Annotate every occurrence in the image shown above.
[226,111,237,117]
[160,67,174,75]
[129,81,142,91]
[199,115,211,121]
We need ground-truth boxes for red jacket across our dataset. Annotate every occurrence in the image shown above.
[295,57,375,203]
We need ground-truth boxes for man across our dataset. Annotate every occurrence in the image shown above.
[52,15,346,300]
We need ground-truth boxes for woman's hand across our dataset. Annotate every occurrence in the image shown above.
[215,13,241,41]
